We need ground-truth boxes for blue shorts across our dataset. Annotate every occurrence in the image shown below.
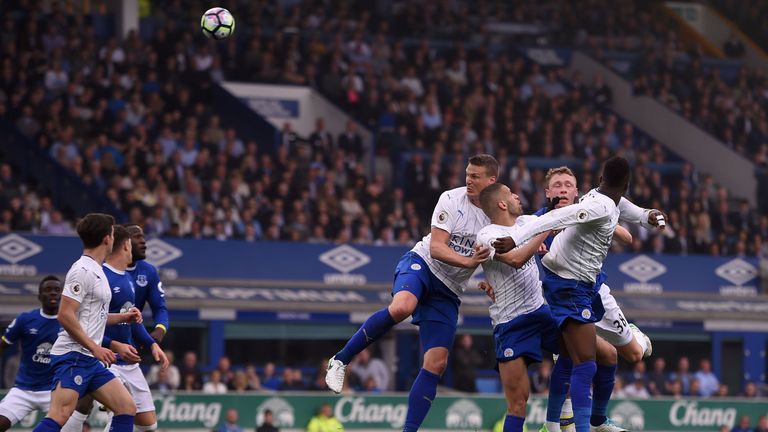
[51,352,117,398]
[392,252,460,350]
[542,267,605,329]
[494,305,560,363]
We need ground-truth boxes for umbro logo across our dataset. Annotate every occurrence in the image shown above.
[619,255,667,283]
[28,328,38,335]
[715,258,757,286]
[319,245,370,273]
[145,239,183,267]
[0,234,43,264]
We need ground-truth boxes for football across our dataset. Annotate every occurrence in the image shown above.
[201,7,235,40]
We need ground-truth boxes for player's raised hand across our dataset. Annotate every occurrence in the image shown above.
[648,209,668,230]
[478,281,496,303]
[112,341,141,364]
[126,307,143,324]
[151,343,170,370]
[467,244,490,267]
[93,345,117,366]
[492,237,516,254]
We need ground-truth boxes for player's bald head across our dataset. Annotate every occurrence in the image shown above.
[601,156,631,189]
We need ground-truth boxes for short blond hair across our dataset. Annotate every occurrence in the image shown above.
[544,166,576,188]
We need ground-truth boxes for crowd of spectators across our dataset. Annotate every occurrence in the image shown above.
[0,0,766,257]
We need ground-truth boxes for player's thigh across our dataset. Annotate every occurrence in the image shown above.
[499,358,530,412]
[75,393,95,415]
[116,366,156,415]
[561,320,597,363]
[596,336,617,366]
[595,288,633,347]
[0,388,39,426]
[91,379,136,416]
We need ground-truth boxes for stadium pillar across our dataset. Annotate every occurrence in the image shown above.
[115,0,139,38]
[207,320,226,370]
[742,333,766,385]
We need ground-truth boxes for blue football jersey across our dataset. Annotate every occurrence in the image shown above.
[103,264,154,365]
[126,260,169,331]
[2,309,60,390]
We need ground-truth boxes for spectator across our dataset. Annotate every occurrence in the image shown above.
[695,359,720,397]
[147,350,180,389]
[612,376,628,399]
[716,383,729,397]
[182,372,203,391]
[689,378,702,397]
[232,371,249,393]
[670,357,693,395]
[668,379,684,399]
[256,409,279,432]
[349,348,390,392]
[451,334,483,393]
[723,33,745,58]
[203,370,228,394]
[217,356,234,389]
[308,359,330,392]
[647,357,668,396]
[278,367,306,391]
[215,409,243,432]
[150,368,175,395]
[623,379,650,399]
[742,382,759,397]
[732,415,754,432]
[261,362,281,390]
[180,351,203,389]
[755,415,768,432]
[244,364,262,391]
[307,403,344,432]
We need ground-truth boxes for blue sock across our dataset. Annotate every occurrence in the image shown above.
[109,415,134,432]
[571,361,597,432]
[336,308,396,364]
[546,356,573,423]
[33,418,62,432]
[503,414,525,432]
[591,364,616,426]
[403,368,440,432]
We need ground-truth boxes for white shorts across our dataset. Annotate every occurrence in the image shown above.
[595,284,634,347]
[0,387,51,425]
[109,364,155,413]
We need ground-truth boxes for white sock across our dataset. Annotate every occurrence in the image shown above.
[561,397,573,417]
[546,421,562,432]
[635,332,649,355]
[103,411,114,432]
[61,410,89,432]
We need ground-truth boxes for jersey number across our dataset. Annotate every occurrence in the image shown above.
[613,314,628,334]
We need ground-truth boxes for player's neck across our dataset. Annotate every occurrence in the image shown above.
[490,213,516,227]
[105,257,128,272]
[42,306,58,316]
[83,247,108,264]
[596,185,623,204]
[468,196,481,207]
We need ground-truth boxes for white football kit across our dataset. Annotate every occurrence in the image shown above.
[411,186,490,295]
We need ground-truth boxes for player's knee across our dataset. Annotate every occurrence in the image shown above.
[596,344,617,366]
[134,422,158,432]
[624,349,643,364]
[505,395,528,417]
[388,297,416,322]
[75,397,94,415]
[423,355,448,375]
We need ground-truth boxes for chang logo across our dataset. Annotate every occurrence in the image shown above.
[256,397,294,427]
[445,399,483,429]
[32,342,52,364]
[610,401,644,430]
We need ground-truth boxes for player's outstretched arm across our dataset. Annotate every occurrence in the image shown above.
[430,227,489,268]
[618,197,667,230]
[614,225,633,245]
[147,268,169,342]
[58,296,116,365]
[106,306,142,325]
[493,232,550,269]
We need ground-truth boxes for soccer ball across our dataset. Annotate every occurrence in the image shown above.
[201,7,235,40]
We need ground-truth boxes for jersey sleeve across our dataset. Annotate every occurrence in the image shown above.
[510,199,611,246]
[430,191,455,233]
[147,267,169,332]
[131,322,156,347]
[2,314,25,345]
[62,267,88,303]
[476,227,498,261]
[618,197,652,229]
